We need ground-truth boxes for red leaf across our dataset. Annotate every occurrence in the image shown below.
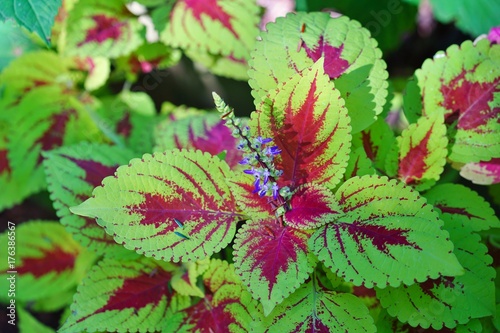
[17,247,77,278]
[79,15,126,46]
[303,36,350,79]
[441,70,500,131]
[183,0,239,38]
[398,127,433,184]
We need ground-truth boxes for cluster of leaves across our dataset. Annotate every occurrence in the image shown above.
[0,0,499,332]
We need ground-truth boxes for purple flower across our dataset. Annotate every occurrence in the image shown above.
[258,184,269,197]
[272,183,279,200]
[256,136,273,145]
[262,169,270,184]
[265,146,281,156]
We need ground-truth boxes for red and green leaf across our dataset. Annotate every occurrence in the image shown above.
[43,142,139,258]
[376,226,495,330]
[59,257,190,333]
[249,12,389,133]
[171,258,210,298]
[3,86,105,209]
[254,275,376,333]
[71,149,243,262]
[309,176,463,288]
[425,183,500,232]
[251,60,351,191]
[459,158,500,185]
[0,221,94,305]
[396,113,448,190]
[284,183,343,229]
[172,259,263,332]
[414,39,500,164]
[161,0,260,80]
[233,218,317,315]
[64,0,143,58]
[154,113,244,168]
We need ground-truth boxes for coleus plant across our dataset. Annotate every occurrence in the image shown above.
[0,2,499,333]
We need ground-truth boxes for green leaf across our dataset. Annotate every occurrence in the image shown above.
[0,220,94,304]
[376,227,495,329]
[429,0,500,36]
[0,0,62,45]
[309,175,463,288]
[71,149,243,262]
[254,274,376,332]
[18,307,56,333]
[59,257,190,333]
[251,59,352,190]
[233,219,317,315]
[0,20,41,70]
[63,0,143,58]
[414,39,500,164]
[249,12,389,133]
[424,183,500,232]
[43,142,139,258]
[396,112,448,190]
[161,0,260,80]
[170,258,210,298]
[173,259,263,332]
[343,146,377,181]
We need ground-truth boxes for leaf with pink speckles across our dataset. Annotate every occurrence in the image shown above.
[43,142,138,258]
[284,183,343,229]
[161,0,260,80]
[71,149,243,262]
[233,218,317,315]
[154,113,244,169]
[64,0,143,58]
[251,60,351,192]
[0,221,94,305]
[309,176,463,288]
[254,274,376,333]
[170,259,263,332]
[249,12,389,133]
[59,257,190,333]
[396,113,448,190]
[413,39,500,164]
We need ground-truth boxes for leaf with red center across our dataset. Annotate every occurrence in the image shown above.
[154,113,244,169]
[65,0,143,58]
[459,158,500,185]
[249,12,389,133]
[0,221,93,304]
[425,183,500,232]
[254,275,376,333]
[376,225,495,330]
[5,85,105,209]
[309,176,463,288]
[172,259,263,332]
[252,60,351,191]
[396,113,448,190]
[59,257,190,333]
[161,0,260,80]
[284,183,343,229]
[43,142,138,258]
[0,51,73,100]
[414,39,500,163]
[71,149,243,262]
[233,218,317,315]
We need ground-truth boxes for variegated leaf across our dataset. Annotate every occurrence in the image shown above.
[251,60,351,191]
[249,12,388,133]
[71,149,243,262]
[309,176,463,288]
[233,219,317,315]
